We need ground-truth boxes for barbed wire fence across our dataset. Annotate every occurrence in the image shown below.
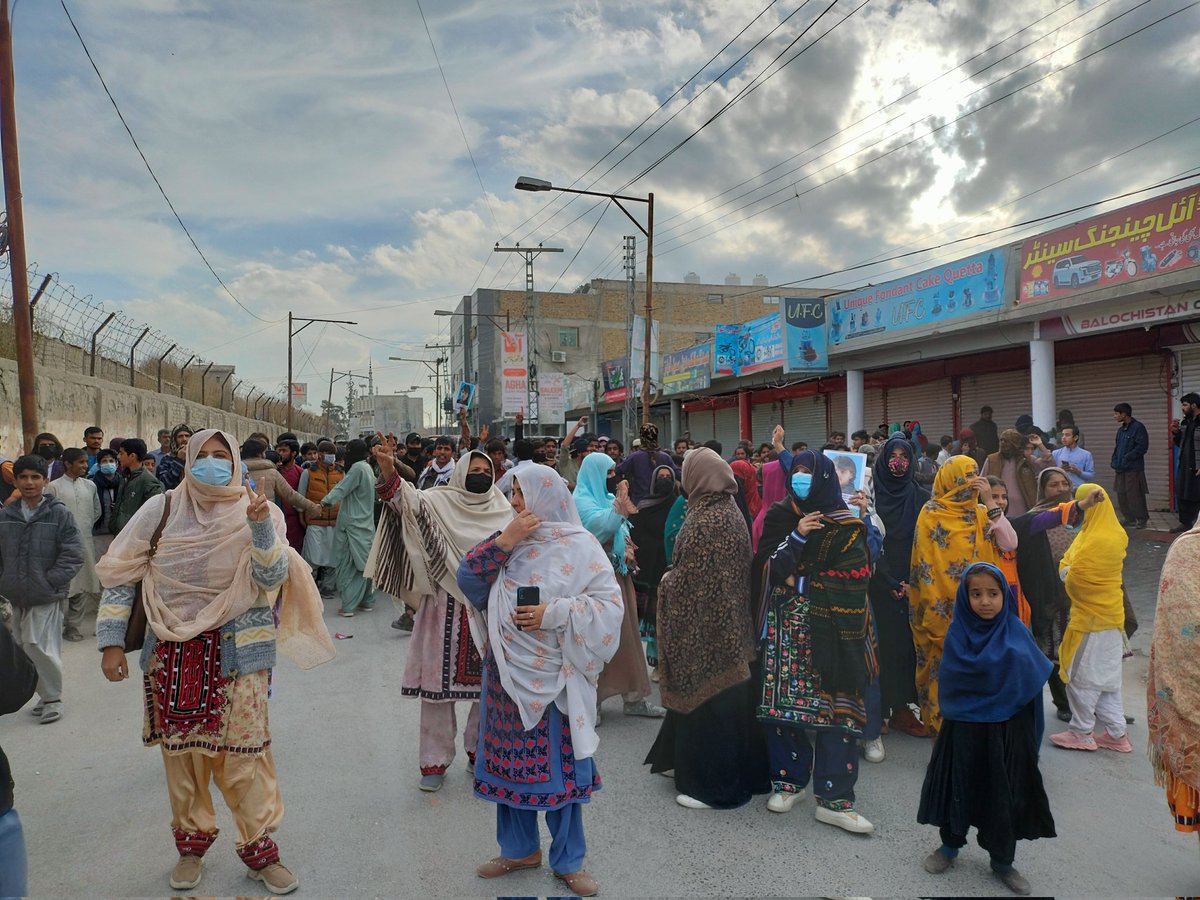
[0,256,325,434]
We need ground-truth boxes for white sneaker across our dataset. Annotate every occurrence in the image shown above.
[675,793,712,810]
[815,805,875,834]
[861,737,885,763]
[766,790,806,813]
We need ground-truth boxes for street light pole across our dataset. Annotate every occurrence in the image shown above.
[515,176,655,425]
[288,314,357,430]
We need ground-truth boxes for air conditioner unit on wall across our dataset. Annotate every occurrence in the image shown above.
[551,350,567,363]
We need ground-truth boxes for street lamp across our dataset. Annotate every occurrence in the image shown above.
[434,308,510,332]
[515,175,655,426]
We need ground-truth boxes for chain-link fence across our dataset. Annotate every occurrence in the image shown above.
[0,257,324,433]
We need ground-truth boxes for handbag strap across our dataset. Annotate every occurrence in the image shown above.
[148,494,172,558]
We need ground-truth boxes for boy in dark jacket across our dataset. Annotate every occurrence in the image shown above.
[0,619,37,896]
[110,438,164,535]
[0,455,84,724]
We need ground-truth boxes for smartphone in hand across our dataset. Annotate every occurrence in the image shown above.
[516,586,542,606]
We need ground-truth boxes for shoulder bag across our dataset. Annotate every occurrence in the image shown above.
[124,494,172,654]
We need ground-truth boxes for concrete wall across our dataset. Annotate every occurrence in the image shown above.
[0,357,318,458]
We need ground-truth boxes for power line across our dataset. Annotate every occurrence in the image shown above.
[415,0,497,229]
[545,202,611,293]
[58,0,279,324]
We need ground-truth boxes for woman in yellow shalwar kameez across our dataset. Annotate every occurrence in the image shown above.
[909,456,1001,738]
[1049,483,1131,752]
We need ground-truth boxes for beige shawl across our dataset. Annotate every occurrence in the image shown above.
[96,428,334,670]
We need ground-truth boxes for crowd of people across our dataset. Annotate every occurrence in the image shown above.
[0,396,1198,897]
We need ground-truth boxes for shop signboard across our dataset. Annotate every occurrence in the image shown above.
[1018,185,1200,303]
[781,296,829,373]
[1040,294,1200,339]
[500,331,528,415]
[662,341,712,395]
[539,372,566,423]
[828,251,1004,348]
[712,312,784,378]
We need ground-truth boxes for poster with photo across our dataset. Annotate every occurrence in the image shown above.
[453,381,476,413]
[823,450,867,501]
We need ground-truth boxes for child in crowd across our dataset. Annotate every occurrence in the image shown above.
[985,477,1031,627]
[918,562,1055,897]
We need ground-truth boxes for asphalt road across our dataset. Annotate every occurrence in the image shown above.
[3,532,1197,898]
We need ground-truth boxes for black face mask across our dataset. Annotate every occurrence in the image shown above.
[651,476,674,497]
[464,473,492,494]
[36,445,56,460]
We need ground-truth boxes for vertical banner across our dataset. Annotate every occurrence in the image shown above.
[289,382,307,405]
[631,315,662,382]
[500,331,528,415]
[713,324,741,377]
[782,297,829,373]
[539,372,566,424]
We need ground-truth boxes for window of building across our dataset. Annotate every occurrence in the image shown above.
[694,331,712,343]
[559,327,579,348]
[706,293,723,304]
[762,295,781,305]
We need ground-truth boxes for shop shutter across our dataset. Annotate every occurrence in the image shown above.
[1056,355,1174,509]
[828,390,848,438]
[684,407,716,445]
[864,387,887,436]
[714,405,741,455]
[751,398,783,447]
[1176,345,1200,398]
[884,379,955,445]
[958,370,1033,438]
[781,393,828,447]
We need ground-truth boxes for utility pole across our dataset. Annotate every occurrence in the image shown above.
[289,313,356,430]
[391,353,447,432]
[494,244,561,425]
[0,0,39,451]
[623,235,637,445]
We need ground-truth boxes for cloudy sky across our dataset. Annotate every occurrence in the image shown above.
[8,0,1199,421]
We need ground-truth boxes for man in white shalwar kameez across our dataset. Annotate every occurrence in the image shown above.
[45,448,100,641]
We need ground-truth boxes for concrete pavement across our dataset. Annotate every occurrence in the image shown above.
[2,532,1197,898]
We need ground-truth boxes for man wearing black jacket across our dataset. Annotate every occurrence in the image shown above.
[0,618,37,897]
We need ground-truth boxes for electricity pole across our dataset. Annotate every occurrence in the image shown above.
[0,0,39,451]
[288,313,356,430]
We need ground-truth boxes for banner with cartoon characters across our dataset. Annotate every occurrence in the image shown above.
[826,250,1005,348]
[782,296,829,374]
[713,312,784,378]
[1018,185,1199,302]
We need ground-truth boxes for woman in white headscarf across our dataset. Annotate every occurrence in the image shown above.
[456,468,624,899]
[369,447,515,792]
[95,429,334,896]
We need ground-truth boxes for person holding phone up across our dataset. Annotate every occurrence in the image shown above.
[456,471,624,897]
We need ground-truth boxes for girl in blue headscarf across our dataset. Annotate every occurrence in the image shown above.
[572,452,661,720]
[917,562,1056,897]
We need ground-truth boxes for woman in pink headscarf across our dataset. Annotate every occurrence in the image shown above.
[752,456,788,552]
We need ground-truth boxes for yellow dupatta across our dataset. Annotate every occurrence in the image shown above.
[909,455,998,735]
[1058,483,1127,682]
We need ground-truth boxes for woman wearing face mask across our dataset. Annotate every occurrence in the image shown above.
[95,429,334,895]
[909,457,1005,738]
[317,440,377,618]
[752,452,878,833]
[32,432,66,482]
[630,466,678,672]
[91,448,124,554]
[869,436,931,739]
[369,447,514,792]
[646,449,769,810]
[573,452,663,722]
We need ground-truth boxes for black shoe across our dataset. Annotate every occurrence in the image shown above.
[1170,524,1190,533]
[1056,708,1071,722]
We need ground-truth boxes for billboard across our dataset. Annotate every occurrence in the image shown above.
[828,250,1005,347]
[662,341,712,395]
[713,312,784,378]
[539,372,566,423]
[1019,185,1199,302]
[499,331,528,415]
[782,296,829,374]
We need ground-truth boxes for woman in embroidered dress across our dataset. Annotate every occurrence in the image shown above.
[1148,519,1200,838]
[368,447,514,792]
[752,451,877,834]
[457,470,624,898]
[908,456,1007,737]
[95,430,333,896]
[645,448,769,809]
[572,451,662,720]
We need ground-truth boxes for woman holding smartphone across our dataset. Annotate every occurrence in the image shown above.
[457,471,625,898]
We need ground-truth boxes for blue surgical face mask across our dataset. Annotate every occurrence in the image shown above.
[99,462,117,476]
[324,454,337,465]
[191,457,233,487]
[791,472,813,499]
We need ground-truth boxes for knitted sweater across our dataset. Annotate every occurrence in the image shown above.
[96,518,289,678]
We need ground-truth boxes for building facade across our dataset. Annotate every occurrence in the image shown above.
[351,393,424,437]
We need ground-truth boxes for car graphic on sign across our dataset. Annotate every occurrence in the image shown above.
[1052,255,1101,288]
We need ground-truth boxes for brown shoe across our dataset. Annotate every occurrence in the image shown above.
[555,869,600,897]
[247,861,299,895]
[476,850,542,878]
[169,855,203,890]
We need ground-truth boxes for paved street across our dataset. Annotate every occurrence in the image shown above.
[3,532,1196,898]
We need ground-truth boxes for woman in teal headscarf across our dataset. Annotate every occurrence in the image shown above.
[574,452,661,720]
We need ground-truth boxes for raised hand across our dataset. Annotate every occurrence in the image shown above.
[246,483,270,522]
[496,509,541,551]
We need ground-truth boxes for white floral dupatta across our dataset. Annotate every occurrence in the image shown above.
[487,468,624,760]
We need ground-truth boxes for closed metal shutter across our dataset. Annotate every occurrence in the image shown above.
[684,408,716,445]
[864,387,887,436]
[782,393,828,448]
[884,379,955,445]
[1176,345,1200,398]
[828,390,848,437]
[751,397,783,448]
[1056,354,1174,509]
[958,370,1032,438]
[714,405,741,455]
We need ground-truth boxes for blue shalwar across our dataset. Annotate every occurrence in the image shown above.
[456,537,595,874]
